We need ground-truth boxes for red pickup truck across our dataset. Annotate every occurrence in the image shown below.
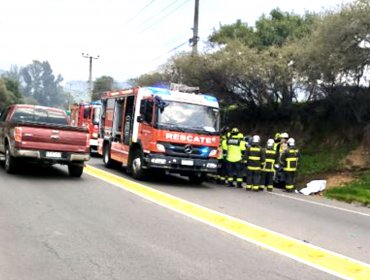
[0,104,90,177]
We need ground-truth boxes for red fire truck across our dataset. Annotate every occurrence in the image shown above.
[70,101,101,152]
[98,87,220,182]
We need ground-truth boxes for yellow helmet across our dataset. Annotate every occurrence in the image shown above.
[274,133,281,140]
[231,127,239,134]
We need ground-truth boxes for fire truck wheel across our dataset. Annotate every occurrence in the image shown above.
[131,149,147,180]
[103,143,114,168]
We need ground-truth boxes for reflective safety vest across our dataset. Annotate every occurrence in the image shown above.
[223,133,246,162]
[281,149,300,172]
[246,146,264,171]
[263,148,277,172]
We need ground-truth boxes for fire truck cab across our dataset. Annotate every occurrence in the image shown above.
[70,101,102,152]
[98,87,220,182]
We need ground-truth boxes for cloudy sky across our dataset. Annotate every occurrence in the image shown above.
[1,0,350,84]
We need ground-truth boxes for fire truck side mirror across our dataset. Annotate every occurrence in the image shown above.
[137,115,144,123]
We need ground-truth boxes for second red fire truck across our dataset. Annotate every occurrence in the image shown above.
[98,87,220,183]
[70,101,102,152]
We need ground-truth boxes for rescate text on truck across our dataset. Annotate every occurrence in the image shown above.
[98,87,220,183]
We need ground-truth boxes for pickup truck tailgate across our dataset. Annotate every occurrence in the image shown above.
[18,125,88,153]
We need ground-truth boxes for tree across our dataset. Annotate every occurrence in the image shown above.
[129,72,170,88]
[21,60,66,107]
[2,65,22,84]
[255,9,316,48]
[209,9,316,49]
[92,76,114,101]
[0,77,23,111]
[209,19,257,47]
[295,0,370,96]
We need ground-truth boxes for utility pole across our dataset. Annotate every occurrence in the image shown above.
[68,82,72,110]
[82,53,99,101]
[191,0,199,55]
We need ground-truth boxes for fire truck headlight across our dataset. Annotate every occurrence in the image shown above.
[92,132,98,138]
[206,162,218,169]
[156,143,166,152]
[209,149,217,157]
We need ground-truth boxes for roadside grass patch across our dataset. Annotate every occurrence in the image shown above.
[325,172,370,206]
[299,148,349,176]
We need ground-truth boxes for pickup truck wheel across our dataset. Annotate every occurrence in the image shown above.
[103,143,114,168]
[4,145,17,174]
[68,164,84,177]
[131,149,147,180]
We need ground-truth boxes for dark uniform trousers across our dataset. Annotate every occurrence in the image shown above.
[245,146,264,191]
[281,148,300,191]
[224,133,246,187]
[261,149,278,191]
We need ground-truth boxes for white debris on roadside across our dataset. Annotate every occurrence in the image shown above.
[299,180,327,195]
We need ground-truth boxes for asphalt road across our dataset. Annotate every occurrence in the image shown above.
[1,157,369,280]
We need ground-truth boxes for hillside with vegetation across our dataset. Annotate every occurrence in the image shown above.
[130,0,370,205]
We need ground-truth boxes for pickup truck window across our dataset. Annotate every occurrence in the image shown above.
[0,108,10,121]
[11,107,68,125]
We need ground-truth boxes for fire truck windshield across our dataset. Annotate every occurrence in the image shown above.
[157,101,219,133]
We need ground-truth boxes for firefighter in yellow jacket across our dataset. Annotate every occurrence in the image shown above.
[261,139,279,192]
[280,138,300,192]
[216,127,229,184]
[245,135,265,191]
[222,128,246,187]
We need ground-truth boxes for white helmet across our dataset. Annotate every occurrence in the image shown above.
[281,132,289,139]
[266,138,274,148]
[287,138,295,147]
[252,135,260,144]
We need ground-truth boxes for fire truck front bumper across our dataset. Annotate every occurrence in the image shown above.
[145,154,218,173]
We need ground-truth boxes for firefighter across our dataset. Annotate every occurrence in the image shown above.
[223,127,246,187]
[278,132,289,156]
[216,127,229,184]
[245,135,265,191]
[261,138,279,192]
[273,133,281,151]
[244,135,252,149]
[280,138,300,192]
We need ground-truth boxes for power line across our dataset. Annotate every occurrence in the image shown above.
[151,40,188,61]
[139,0,191,33]
[126,0,156,24]
[135,0,182,29]
[168,41,188,53]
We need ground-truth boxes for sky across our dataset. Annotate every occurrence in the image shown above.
[1,0,351,85]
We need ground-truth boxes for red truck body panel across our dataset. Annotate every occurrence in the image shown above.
[16,125,88,153]
[0,104,90,165]
[98,87,220,179]
[70,102,101,150]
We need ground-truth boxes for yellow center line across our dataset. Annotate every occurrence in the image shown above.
[85,165,370,280]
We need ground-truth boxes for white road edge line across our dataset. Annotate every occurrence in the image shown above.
[269,191,370,217]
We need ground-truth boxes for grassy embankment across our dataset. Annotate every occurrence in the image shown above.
[325,173,370,206]
[299,146,370,206]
